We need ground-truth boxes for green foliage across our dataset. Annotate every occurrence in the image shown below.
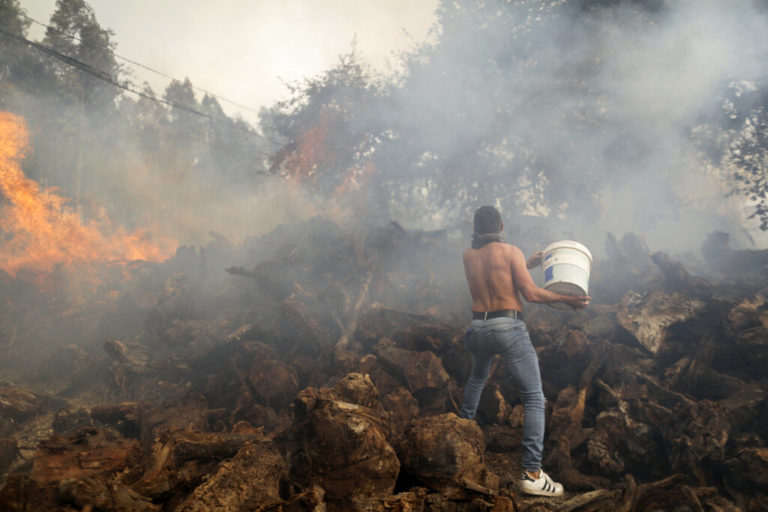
[2,0,768,239]
[0,0,270,240]
[0,1,50,100]
[267,48,386,197]
[264,0,618,225]
[263,0,768,235]
[42,0,120,106]
[721,84,768,230]
[0,0,29,35]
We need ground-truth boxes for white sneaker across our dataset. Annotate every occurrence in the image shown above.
[520,470,564,497]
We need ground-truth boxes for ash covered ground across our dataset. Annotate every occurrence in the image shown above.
[1,217,767,511]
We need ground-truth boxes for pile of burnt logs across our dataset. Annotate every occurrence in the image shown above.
[1,218,768,511]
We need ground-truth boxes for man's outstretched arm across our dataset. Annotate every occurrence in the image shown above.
[510,246,590,309]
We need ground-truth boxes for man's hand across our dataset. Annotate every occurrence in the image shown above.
[564,295,591,309]
[526,251,543,269]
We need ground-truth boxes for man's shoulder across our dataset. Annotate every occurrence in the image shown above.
[465,243,521,264]
[494,242,521,255]
[465,242,520,252]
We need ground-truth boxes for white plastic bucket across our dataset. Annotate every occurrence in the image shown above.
[542,240,592,311]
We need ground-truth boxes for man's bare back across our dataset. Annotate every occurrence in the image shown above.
[464,242,590,312]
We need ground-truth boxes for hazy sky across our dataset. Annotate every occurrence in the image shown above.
[21,0,439,122]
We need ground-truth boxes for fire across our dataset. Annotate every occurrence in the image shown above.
[279,114,334,181]
[274,112,378,218]
[0,112,176,277]
[333,160,376,197]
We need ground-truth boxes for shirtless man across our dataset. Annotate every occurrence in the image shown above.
[459,206,589,497]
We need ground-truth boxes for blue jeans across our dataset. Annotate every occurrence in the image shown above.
[459,317,545,472]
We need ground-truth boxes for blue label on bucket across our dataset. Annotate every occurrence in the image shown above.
[544,266,553,282]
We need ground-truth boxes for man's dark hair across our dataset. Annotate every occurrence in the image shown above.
[473,206,502,234]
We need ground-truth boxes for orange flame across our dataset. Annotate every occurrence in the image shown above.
[277,113,377,197]
[279,114,334,181]
[0,112,176,277]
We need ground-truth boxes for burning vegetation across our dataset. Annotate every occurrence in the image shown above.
[1,201,768,510]
[0,112,176,279]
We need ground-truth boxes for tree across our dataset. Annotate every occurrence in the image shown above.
[31,0,123,208]
[266,48,386,203]
[722,84,768,229]
[201,94,265,187]
[42,0,120,107]
[261,0,678,227]
[0,0,54,102]
[371,0,613,225]
[163,78,205,154]
[0,0,28,35]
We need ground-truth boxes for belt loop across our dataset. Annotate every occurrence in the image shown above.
[483,311,488,321]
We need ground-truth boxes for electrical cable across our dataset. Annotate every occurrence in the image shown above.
[0,26,264,139]
[1,4,263,117]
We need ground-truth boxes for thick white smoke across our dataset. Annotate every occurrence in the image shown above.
[378,0,768,256]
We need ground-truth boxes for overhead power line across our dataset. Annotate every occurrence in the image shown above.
[0,26,262,138]
[4,6,262,117]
